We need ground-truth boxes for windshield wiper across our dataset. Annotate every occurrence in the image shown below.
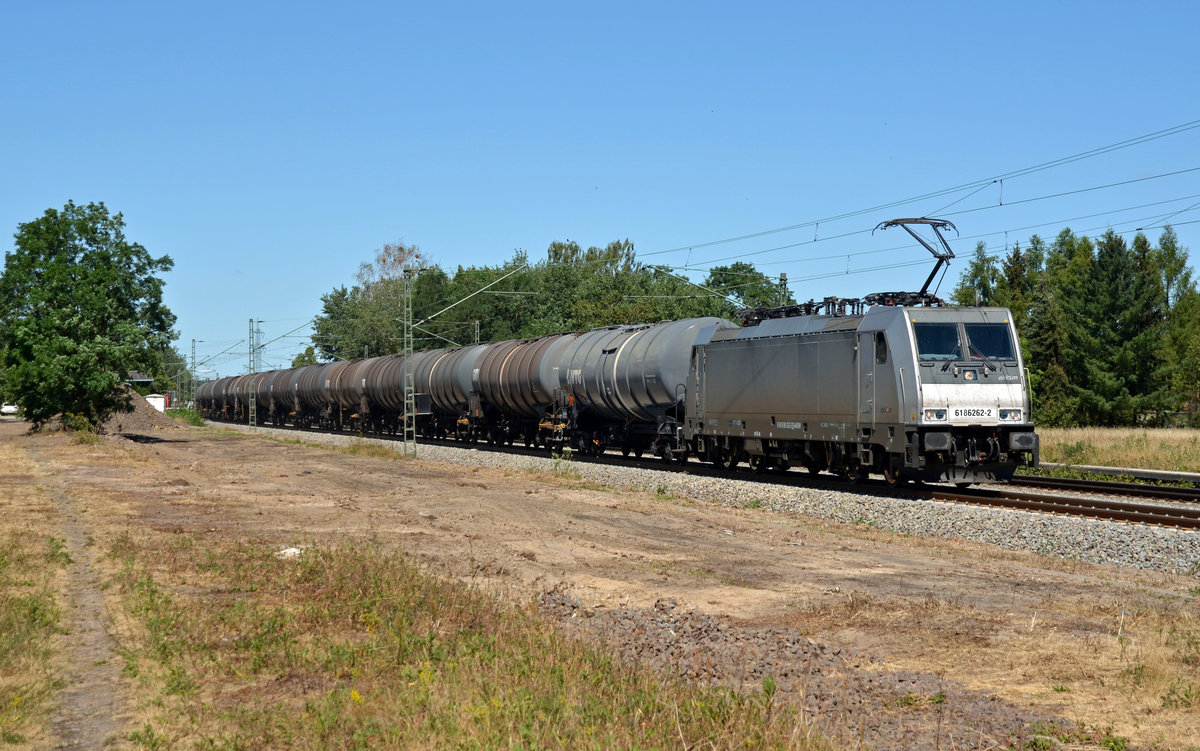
[966,341,999,372]
[940,344,962,371]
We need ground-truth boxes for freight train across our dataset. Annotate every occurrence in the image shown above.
[197,296,1039,486]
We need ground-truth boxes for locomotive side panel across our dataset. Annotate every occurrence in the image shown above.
[694,330,858,442]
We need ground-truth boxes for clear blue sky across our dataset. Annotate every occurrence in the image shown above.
[3,1,1198,377]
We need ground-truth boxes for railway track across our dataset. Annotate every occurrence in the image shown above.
[231,421,1200,529]
[1010,474,1200,503]
[928,485,1200,529]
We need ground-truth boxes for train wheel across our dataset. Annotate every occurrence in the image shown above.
[748,455,767,473]
[621,445,631,458]
[882,464,904,488]
[719,452,739,471]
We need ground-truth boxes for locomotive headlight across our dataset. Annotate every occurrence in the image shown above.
[999,408,1023,422]
[923,408,947,422]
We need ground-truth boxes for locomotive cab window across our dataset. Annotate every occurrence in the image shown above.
[874,332,888,364]
[963,323,1016,361]
[913,323,961,362]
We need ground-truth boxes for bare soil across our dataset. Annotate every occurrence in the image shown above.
[4,415,1197,749]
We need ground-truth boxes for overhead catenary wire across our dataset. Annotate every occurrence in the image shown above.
[636,118,1200,259]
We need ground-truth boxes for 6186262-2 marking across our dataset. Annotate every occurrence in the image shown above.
[953,408,993,418]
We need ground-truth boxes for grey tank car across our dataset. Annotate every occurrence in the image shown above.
[198,304,1038,486]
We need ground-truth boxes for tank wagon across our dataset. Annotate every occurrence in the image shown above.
[198,305,1038,485]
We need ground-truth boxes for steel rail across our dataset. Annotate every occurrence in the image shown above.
[928,487,1200,529]
[1010,475,1200,503]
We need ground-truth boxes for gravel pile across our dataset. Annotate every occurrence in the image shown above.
[101,393,182,434]
[540,593,1066,749]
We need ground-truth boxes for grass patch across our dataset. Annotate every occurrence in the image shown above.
[551,448,581,480]
[1035,427,1200,473]
[166,408,205,427]
[108,535,830,749]
[0,532,69,743]
[342,439,407,461]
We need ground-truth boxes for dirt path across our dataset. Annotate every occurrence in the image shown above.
[6,419,1198,749]
[32,442,134,748]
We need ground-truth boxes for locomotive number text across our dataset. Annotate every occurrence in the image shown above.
[953,408,993,418]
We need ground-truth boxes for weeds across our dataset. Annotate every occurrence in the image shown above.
[166,408,205,426]
[0,532,69,744]
[550,448,581,479]
[107,536,830,749]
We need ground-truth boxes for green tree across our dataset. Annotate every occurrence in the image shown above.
[311,240,428,360]
[310,238,739,359]
[1153,225,1193,310]
[1165,290,1200,422]
[1152,226,1198,420]
[950,241,999,306]
[0,201,176,429]
[703,262,793,308]
[1075,230,1165,424]
[291,345,319,367]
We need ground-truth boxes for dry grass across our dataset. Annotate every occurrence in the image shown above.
[784,587,1200,750]
[0,442,69,748]
[1037,427,1200,473]
[107,535,835,750]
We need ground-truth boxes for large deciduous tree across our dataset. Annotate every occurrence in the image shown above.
[0,201,176,429]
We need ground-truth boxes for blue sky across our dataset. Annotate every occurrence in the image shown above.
[3,1,1198,377]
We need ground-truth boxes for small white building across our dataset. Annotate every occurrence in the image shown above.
[145,394,167,412]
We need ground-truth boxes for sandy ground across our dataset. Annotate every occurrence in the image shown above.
[4,416,1197,749]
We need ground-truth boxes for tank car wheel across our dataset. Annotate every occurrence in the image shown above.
[955,481,973,489]
[748,455,767,473]
[634,448,644,459]
[719,452,739,471]
[621,446,631,458]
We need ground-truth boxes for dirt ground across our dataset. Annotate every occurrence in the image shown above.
[4,414,1198,749]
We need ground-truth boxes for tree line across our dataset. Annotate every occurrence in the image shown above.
[312,226,1197,428]
[950,225,1197,426]
[305,240,792,364]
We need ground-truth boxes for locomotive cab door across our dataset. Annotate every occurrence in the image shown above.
[858,332,877,436]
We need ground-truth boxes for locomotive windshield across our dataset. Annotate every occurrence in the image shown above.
[964,323,1016,361]
[913,323,961,361]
